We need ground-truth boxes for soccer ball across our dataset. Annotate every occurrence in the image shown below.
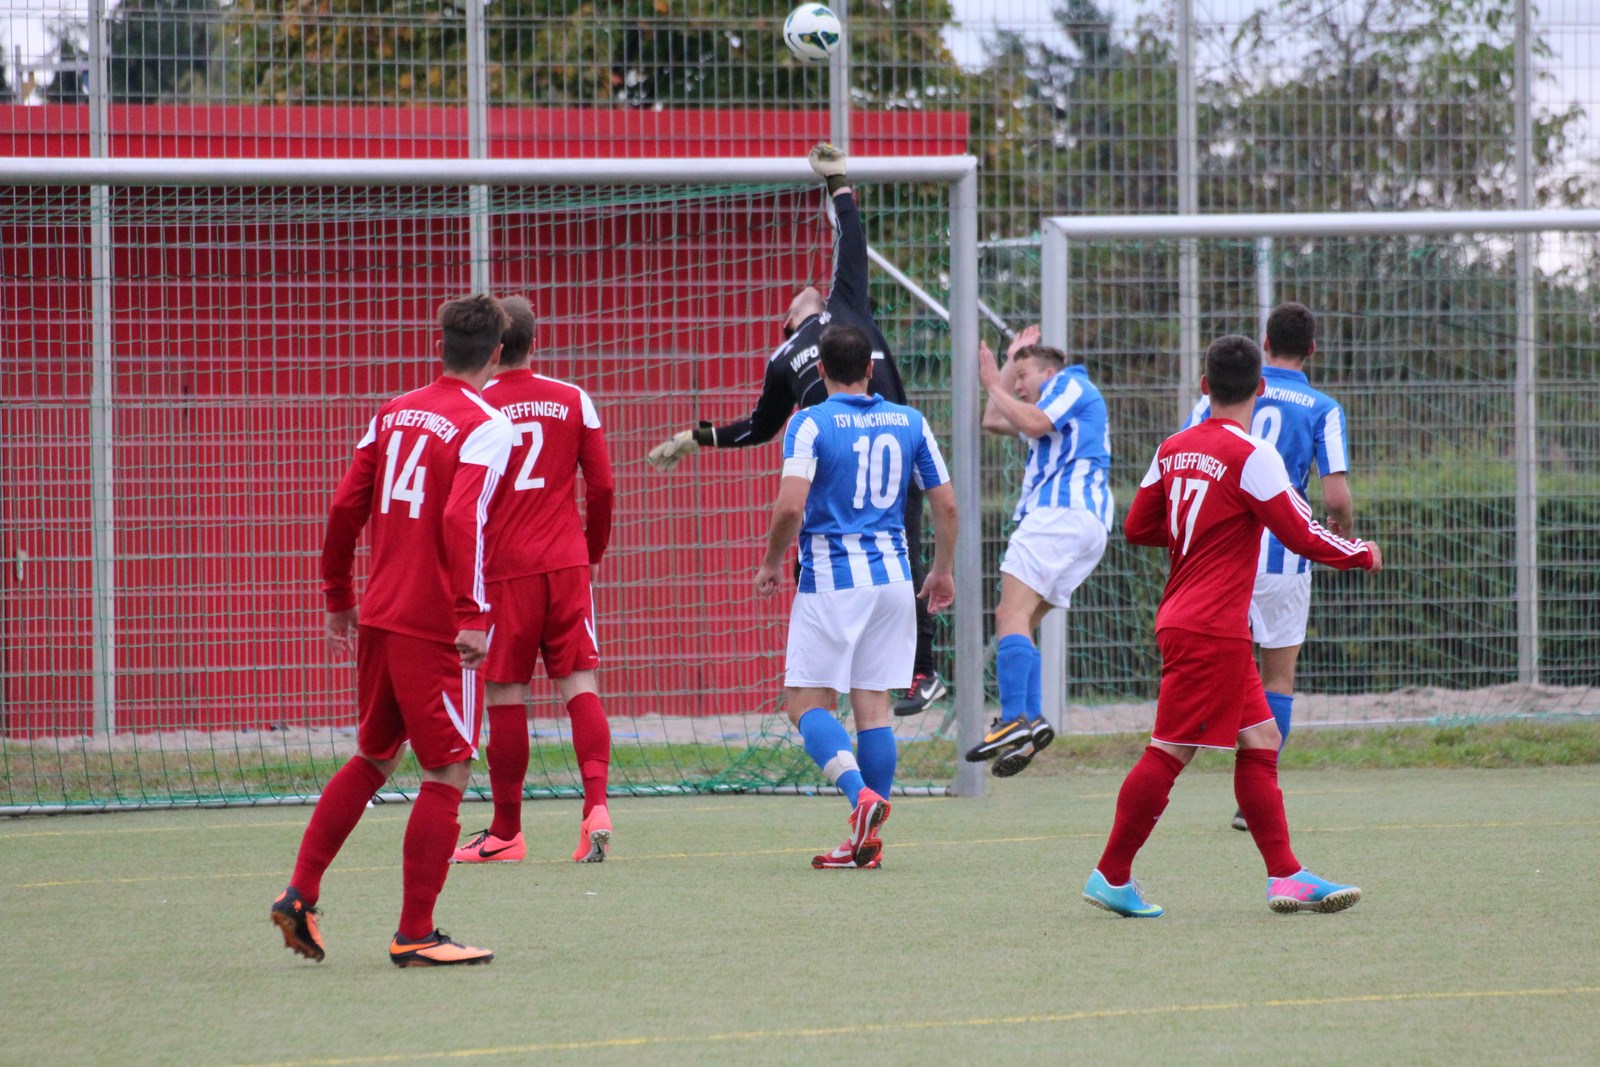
[784,4,842,63]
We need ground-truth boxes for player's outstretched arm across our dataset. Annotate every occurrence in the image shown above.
[648,358,796,469]
[918,482,958,613]
[811,143,872,318]
[754,475,810,597]
[1247,453,1375,571]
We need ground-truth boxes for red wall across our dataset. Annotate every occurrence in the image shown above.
[0,106,968,736]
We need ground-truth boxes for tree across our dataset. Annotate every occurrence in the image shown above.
[109,0,220,103]
[1207,0,1589,212]
[221,0,961,108]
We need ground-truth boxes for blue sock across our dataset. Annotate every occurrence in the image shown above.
[1025,643,1043,721]
[1266,691,1293,746]
[797,708,865,807]
[855,726,897,798]
[996,634,1035,723]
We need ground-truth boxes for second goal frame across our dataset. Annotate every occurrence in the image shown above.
[1036,206,1600,723]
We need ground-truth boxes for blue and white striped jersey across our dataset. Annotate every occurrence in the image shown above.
[781,392,950,594]
[1185,364,1349,575]
[1013,365,1114,528]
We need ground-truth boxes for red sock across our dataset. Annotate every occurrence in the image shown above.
[566,691,611,817]
[1096,745,1185,885]
[1234,747,1300,878]
[289,756,386,905]
[486,704,529,840]
[398,780,462,941]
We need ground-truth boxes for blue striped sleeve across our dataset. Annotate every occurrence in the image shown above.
[1039,372,1085,432]
[1316,400,1349,476]
[911,415,950,490]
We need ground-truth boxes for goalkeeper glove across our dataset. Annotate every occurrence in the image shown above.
[808,142,849,195]
[646,424,716,471]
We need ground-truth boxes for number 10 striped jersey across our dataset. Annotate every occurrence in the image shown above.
[781,392,949,594]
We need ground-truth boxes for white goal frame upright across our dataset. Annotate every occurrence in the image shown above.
[1035,208,1600,725]
[1,154,992,799]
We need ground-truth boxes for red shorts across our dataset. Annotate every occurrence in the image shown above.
[1151,630,1272,750]
[355,626,482,770]
[483,567,599,684]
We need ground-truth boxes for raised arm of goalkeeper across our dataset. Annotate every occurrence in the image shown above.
[645,143,859,472]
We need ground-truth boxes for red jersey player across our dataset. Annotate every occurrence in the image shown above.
[271,295,516,968]
[1082,334,1384,919]
[449,296,618,866]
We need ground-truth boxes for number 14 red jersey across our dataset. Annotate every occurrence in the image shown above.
[1123,418,1375,640]
[481,369,615,580]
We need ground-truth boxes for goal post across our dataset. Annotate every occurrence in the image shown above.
[1037,208,1600,730]
[0,154,987,812]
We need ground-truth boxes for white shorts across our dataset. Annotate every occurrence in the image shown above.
[1248,570,1313,649]
[998,507,1109,608]
[784,582,916,693]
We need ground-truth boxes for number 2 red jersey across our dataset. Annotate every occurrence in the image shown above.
[1123,417,1374,640]
[321,377,515,643]
[481,369,615,580]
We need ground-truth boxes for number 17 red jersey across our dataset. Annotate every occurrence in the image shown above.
[481,368,615,580]
[1123,417,1374,640]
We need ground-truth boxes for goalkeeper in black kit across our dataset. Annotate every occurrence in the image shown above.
[646,142,946,713]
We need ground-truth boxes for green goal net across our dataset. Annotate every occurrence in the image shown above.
[0,170,971,812]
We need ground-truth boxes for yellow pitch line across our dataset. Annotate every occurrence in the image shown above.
[0,804,738,841]
[11,819,1600,891]
[221,985,1600,1067]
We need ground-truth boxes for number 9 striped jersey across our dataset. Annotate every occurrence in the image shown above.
[1184,365,1348,575]
[781,392,949,594]
[1123,417,1373,641]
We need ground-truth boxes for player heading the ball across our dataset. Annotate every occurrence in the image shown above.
[272,294,516,968]
[1084,334,1381,919]
[754,322,958,870]
[965,325,1113,778]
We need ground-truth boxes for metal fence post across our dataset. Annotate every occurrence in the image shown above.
[1038,222,1071,733]
[1175,0,1199,421]
[466,0,491,294]
[87,0,116,737]
[1513,0,1540,683]
[950,168,983,798]
[829,0,850,152]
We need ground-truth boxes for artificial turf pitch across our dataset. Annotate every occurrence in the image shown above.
[2,766,1597,1066]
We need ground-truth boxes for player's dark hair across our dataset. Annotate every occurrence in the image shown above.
[1266,301,1315,358]
[1204,334,1262,405]
[819,323,873,385]
[1013,344,1066,370]
[499,296,537,367]
[438,294,509,373]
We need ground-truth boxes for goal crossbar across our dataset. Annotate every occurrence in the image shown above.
[1042,208,1600,240]
[0,156,976,188]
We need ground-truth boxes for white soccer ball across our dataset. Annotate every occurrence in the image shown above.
[784,4,842,63]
